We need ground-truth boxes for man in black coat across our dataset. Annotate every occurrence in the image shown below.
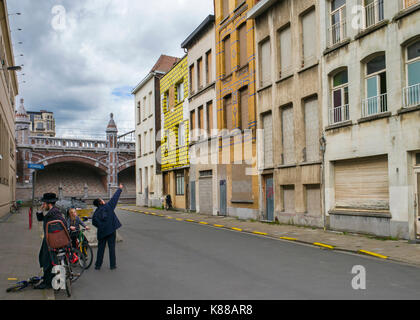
[35,193,67,290]
[92,184,123,270]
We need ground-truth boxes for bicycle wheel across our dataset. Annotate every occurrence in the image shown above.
[81,244,93,270]
[69,248,86,282]
[6,283,25,293]
[65,277,72,297]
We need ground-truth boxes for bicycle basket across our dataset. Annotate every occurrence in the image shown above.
[46,220,71,249]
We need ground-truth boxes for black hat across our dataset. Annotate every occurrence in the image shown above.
[40,193,59,204]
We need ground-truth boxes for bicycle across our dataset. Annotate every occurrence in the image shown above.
[6,276,43,293]
[10,201,21,214]
[70,228,93,270]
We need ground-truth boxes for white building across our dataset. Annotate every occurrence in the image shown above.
[320,0,420,239]
[133,55,180,207]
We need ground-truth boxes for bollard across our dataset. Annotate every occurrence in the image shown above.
[29,207,32,230]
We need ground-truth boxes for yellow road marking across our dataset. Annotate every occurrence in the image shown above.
[253,231,268,236]
[186,219,196,222]
[359,250,388,259]
[166,216,174,219]
[231,227,243,232]
[314,242,334,250]
[279,237,297,241]
[8,278,18,281]
[199,222,209,225]
[176,218,183,221]
[214,224,224,228]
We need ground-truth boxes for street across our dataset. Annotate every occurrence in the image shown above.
[57,209,420,300]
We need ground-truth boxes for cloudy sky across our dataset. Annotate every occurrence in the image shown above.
[8,0,213,139]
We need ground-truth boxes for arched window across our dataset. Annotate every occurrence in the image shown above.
[404,40,420,108]
[363,54,387,117]
[330,68,349,124]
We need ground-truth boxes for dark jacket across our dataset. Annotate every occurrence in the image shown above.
[92,189,122,240]
[36,207,67,269]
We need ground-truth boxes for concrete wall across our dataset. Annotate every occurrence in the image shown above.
[320,0,420,239]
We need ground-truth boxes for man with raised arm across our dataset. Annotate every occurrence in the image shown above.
[92,184,123,270]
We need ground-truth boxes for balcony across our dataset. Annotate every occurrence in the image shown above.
[363,0,384,29]
[361,93,388,118]
[403,83,420,108]
[328,104,350,125]
[327,20,347,48]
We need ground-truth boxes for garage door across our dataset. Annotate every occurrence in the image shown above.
[199,175,213,214]
[334,155,389,210]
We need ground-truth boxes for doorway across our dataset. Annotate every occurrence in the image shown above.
[416,171,420,239]
[264,175,274,221]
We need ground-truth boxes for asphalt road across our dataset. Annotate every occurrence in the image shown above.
[57,209,420,300]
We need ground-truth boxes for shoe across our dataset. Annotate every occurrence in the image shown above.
[95,266,101,270]
[34,282,52,290]
[110,266,117,270]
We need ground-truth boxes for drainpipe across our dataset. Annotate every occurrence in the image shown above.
[320,134,327,231]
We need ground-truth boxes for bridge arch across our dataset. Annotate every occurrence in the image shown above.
[36,154,108,174]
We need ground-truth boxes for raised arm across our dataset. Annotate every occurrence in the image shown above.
[106,185,123,211]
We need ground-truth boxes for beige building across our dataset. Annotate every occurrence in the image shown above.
[181,15,218,215]
[248,0,324,226]
[0,0,19,218]
[27,110,55,137]
[320,0,420,239]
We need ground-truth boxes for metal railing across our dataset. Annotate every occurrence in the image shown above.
[329,104,350,125]
[403,83,420,108]
[328,20,347,47]
[364,0,384,29]
[361,93,388,118]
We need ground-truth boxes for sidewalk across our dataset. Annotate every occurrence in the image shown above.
[123,206,420,268]
[0,208,54,300]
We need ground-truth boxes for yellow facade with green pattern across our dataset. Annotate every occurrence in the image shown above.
[160,56,189,172]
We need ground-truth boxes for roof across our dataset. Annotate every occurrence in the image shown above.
[151,55,181,73]
[181,15,215,49]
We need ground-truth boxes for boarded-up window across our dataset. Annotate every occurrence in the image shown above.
[231,164,253,201]
[262,112,273,168]
[139,168,142,193]
[282,185,295,213]
[302,9,317,66]
[224,36,231,75]
[197,58,203,89]
[198,106,204,131]
[224,95,232,130]
[207,101,213,134]
[190,110,196,139]
[334,155,390,210]
[206,50,212,84]
[144,131,148,154]
[306,184,321,216]
[304,97,319,162]
[281,105,295,164]
[279,26,292,77]
[138,134,142,156]
[150,166,154,193]
[190,65,195,93]
[260,39,271,87]
[239,23,247,67]
[238,87,248,130]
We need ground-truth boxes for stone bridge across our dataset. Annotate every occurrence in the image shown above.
[15,100,136,201]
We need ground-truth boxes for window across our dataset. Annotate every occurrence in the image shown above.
[281,105,295,165]
[139,168,142,193]
[176,171,185,195]
[302,9,316,67]
[206,101,213,134]
[197,58,203,89]
[403,0,419,9]
[282,185,295,213]
[304,97,320,162]
[363,54,387,117]
[330,69,349,124]
[262,112,273,168]
[150,165,154,193]
[178,122,185,147]
[190,110,196,139]
[198,106,204,133]
[137,102,141,124]
[144,131,148,154]
[364,0,384,29]
[143,97,147,119]
[238,23,247,68]
[223,95,232,130]
[404,40,420,108]
[0,114,10,185]
[189,64,195,93]
[148,92,153,116]
[176,82,184,102]
[329,0,346,46]
[223,36,231,75]
[222,0,229,19]
[239,86,249,130]
[278,25,292,78]
[138,134,142,157]
[259,39,271,87]
[205,50,212,84]
[150,128,154,153]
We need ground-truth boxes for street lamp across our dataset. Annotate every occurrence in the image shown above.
[2,66,22,71]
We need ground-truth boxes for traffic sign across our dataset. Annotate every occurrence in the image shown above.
[28,163,45,170]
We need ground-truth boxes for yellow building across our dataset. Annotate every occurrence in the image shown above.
[214,0,259,219]
[0,0,19,218]
[160,55,190,209]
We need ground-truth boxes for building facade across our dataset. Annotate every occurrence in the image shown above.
[0,0,19,218]
[214,0,259,219]
[248,0,324,226]
[181,15,218,215]
[160,56,190,210]
[320,0,420,239]
[133,55,179,208]
[27,110,55,137]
